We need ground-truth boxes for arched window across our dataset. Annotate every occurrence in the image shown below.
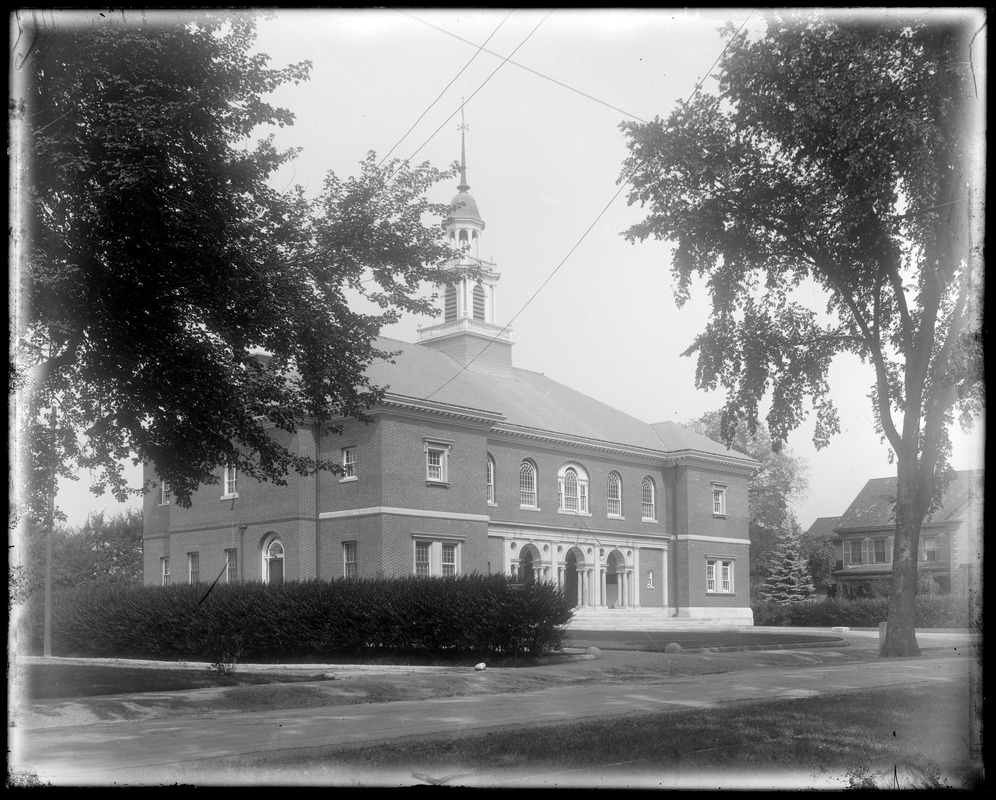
[486,454,496,504]
[607,472,622,517]
[444,284,457,321]
[641,477,656,521]
[558,464,589,514]
[519,461,537,508]
[458,229,469,250]
[473,284,486,320]
[263,536,285,585]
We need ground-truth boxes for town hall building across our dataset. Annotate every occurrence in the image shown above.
[143,139,758,626]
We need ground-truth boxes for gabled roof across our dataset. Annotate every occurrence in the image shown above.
[804,516,842,540]
[366,337,754,465]
[836,469,983,531]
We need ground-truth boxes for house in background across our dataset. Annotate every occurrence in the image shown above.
[831,470,983,597]
[143,139,759,627]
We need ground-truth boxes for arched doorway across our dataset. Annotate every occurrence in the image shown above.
[263,536,284,585]
[606,550,626,607]
[517,544,542,583]
[563,547,586,607]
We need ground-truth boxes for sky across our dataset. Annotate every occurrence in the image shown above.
[53,8,985,531]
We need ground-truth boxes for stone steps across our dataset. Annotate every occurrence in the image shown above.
[567,608,747,631]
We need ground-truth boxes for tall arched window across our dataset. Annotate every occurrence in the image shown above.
[444,284,457,321]
[473,284,486,320]
[263,536,285,585]
[607,472,622,517]
[486,454,496,504]
[519,461,537,508]
[559,464,589,514]
[641,477,656,521]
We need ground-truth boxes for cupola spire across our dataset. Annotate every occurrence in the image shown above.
[457,101,470,192]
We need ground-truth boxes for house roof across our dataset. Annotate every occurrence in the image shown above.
[804,516,842,540]
[366,337,755,465]
[835,469,983,532]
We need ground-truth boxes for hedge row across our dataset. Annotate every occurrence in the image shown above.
[752,595,977,629]
[17,574,575,660]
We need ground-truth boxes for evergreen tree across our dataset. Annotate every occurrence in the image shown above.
[759,522,815,605]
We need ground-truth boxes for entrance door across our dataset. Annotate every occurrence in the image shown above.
[564,551,579,606]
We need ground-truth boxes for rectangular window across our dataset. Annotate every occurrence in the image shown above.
[223,464,238,497]
[486,457,495,504]
[160,482,171,505]
[646,570,654,589]
[712,485,727,516]
[161,557,170,586]
[922,537,937,561]
[225,548,237,583]
[424,440,451,484]
[188,552,200,584]
[415,541,431,576]
[343,542,357,578]
[342,447,356,479]
[706,559,734,593]
[442,543,456,576]
[873,538,887,563]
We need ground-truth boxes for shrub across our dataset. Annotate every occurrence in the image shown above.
[18,574,575,661]
[751,595,972,629]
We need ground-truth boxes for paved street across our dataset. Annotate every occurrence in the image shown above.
[10,632,977,787]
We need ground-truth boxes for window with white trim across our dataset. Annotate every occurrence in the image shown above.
[711,484,727,516]
[159,481,171,505]
[161,557,170,586]
[225,548,237,583]
[845,539,863,565]
[642,477,656,521]
[263,537,285,585]
[486,454,496,504]
[342,447,356,480]
[188,552,200,584]
[872,537,890,564]
[706,558,734,593]
[413,539,462,577]
[223,464,238,498]
[424,440,451,484]
[606,472,622,517]
[519,460,537,508]
[343,541,357,578]
[558,464,589,514]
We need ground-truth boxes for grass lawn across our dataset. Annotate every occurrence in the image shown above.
[197,681,981,789]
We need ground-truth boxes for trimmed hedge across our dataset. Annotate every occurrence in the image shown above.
[17,574,575,661]
[752,595,976,629]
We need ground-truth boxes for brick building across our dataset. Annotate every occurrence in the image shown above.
[143,141,757,625]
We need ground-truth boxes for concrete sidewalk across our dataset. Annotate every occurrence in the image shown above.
[11,636,978,787]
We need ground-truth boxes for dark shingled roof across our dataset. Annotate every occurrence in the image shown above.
[366,337,754,463]
[836,469,983,531]
[804,516,843,540]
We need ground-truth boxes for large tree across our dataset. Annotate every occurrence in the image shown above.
[686,410,809,590]
[621,11,983,656]
[12,11,458,518]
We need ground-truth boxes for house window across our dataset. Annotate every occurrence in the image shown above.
[845,539,863,565]
[921,536,937,562]
[486,454,496,505]
[873,538,889,564]
[607,472,622,517]
[558,464,589,514]
[706,558,734,593]
[519,461,537,507]
[225,548,237,583]
[415,541,431,576]
[712,484,727,516]
[161,557,170,586]
[646,570,654,589]
[223,464,238,498]
[413,539,461,577]
[159,482,171,505]
[263,537,284,585]
[642,477,656,521]
[424,440,451,484]
[188,552,200,584]
[342,447,356,480]
[343,542,357,578]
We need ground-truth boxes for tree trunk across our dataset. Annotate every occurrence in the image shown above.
[880,458,926,657]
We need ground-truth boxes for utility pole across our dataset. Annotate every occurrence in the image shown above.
[43,403,56,657]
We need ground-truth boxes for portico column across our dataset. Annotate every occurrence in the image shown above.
[575,566,583,606]
[619,571,626,608]
[600,569,607,608]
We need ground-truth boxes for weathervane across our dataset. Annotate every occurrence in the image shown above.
[457,99,470,191]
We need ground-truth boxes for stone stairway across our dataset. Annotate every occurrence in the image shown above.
[567,607,750,631]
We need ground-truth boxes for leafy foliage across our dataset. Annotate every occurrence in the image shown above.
[18,575,575,660]
[621,10,983,656]
[13,11,460,517]
[752,595,973,629]
[799,534,839,592]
